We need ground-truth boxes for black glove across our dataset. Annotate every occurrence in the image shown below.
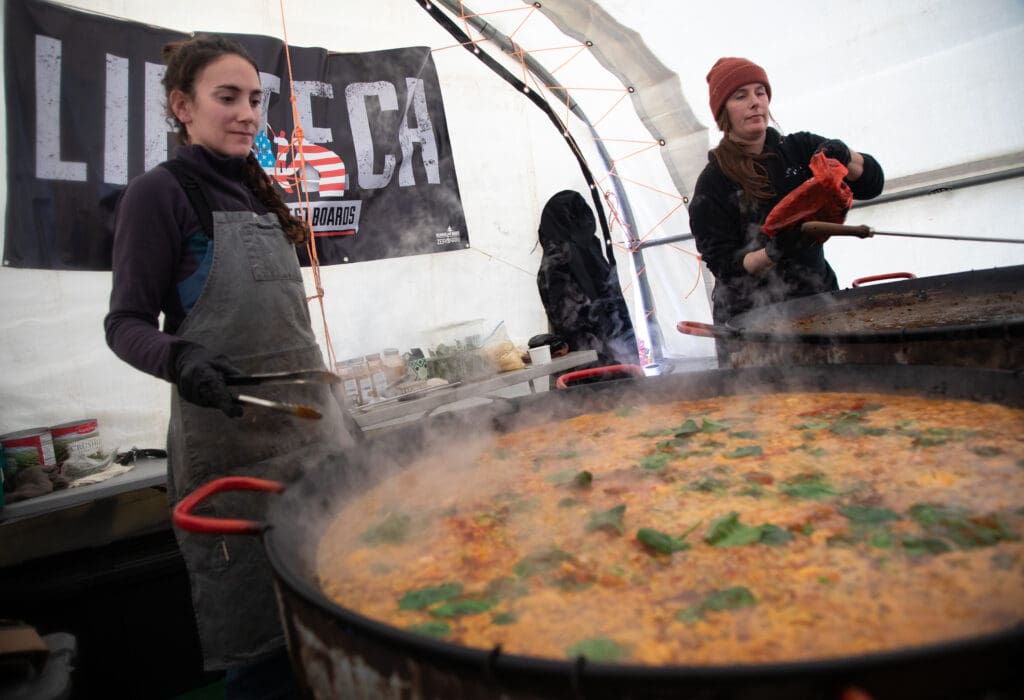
[172,342,243,417]
[764,227,817,263]
[815,139,851,166]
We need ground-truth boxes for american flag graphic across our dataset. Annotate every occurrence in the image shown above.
[254,130,276,171]
[257,130,347,198]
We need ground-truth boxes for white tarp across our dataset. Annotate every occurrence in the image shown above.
[1,0,1022,451]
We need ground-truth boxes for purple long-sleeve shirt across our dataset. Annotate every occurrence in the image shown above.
[104,145,270,381]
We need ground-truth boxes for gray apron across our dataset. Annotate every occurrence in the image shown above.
[167,210,355,670]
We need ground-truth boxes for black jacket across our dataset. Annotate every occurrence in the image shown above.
[536,190,638,366]
[689,128,884,322]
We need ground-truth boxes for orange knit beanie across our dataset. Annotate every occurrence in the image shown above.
[706,57,771,118]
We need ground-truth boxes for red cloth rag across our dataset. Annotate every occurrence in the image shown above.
[762,151,852,239]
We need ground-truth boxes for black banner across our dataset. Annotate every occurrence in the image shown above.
[3,0,469,270]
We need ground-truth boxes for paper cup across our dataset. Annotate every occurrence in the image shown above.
[528,345,552,365]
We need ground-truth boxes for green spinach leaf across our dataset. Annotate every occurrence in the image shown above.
[359,511,411,546]
[399,582,463,611]
[780,472,834,500]
[408,621,450,638]
[723,445,762,459]
[636,528,691,554]
[586,504,627,535]
[430,599,497,618]
[565,637,629,662]
[839,505,900,525]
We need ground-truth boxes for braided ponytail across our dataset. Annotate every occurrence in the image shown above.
[244,154,308,245]
[162,35,309,246]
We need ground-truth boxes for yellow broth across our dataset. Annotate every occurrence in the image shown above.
[317,392,1024,665]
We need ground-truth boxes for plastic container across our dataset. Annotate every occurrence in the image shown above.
[1,427,57,474]
[366,353,388,401]
[427,319,484,355]
[351,357,374,405]
[382,348,405,386]
[425,319,498,382]
[528,345,552,365]
[405,348,428,381]
[50,418,101,464]
[336,359,362,407]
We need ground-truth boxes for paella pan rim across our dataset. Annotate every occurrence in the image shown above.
[265,364,1024,689]
[722,263,1024,346]
[269,552,1024,684]
[722,318,1024,346]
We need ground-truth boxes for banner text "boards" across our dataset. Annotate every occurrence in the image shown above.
[289,201,362,235]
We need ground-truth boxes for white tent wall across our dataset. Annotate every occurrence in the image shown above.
[2,0,1023,452]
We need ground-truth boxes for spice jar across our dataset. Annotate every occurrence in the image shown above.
[405,348,428,381]
[352,356,375,405]
[336,359,362,407]
[382,348,405,385]
[366,353,389,401]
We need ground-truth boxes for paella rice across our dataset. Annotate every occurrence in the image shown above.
[317,391,1024,665]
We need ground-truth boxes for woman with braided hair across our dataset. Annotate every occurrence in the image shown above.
[105,34,355,696]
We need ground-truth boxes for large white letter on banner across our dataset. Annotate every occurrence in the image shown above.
[35,35,86,181]
[144,62,172,171]
[104,54,129,185]
[346,81,396,190]
[292,81,334,143]
[398,77,440,186]
[258,72,281,134]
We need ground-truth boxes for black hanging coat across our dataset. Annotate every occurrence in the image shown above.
[536,190,638,367]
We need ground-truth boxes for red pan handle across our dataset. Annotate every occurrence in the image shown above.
[676,321,735,338]
[851,272,917,287]
[556,364,644,389]
[173,476,285,535]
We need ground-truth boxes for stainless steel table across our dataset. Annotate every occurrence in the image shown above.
[349,349,598,430]
[0,458,167,524]
[0,351,600,523]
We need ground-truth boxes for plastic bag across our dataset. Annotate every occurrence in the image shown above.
[484,321,526,372]
[762,151,852,238]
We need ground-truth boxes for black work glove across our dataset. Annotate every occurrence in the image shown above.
[764,227,817,263]
[172,342,243,417]
[815,139,851,166]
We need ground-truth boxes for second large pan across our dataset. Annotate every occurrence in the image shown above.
[679,265,1024,369]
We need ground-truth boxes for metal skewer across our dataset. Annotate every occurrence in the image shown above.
[802,222,1024,245]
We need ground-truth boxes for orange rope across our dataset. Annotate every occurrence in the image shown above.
[594,136,663,145]
[277,0,337,371]
[606,140,662,164]
[432,37,489,53]
[590,90,632,129]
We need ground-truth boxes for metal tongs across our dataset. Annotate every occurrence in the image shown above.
[225,370,341,420]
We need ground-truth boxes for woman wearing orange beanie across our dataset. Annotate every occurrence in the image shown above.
[688,57,885,366]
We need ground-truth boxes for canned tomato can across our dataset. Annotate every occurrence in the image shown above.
[49,418,101,464]
[1,428,57,476]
